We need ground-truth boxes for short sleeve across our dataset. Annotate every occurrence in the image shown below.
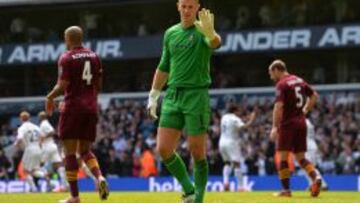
[58,54,70,81]
[275,83,286,103]
[236,118,245,129]
[41,122,54,135]
[304,82,315,97]
[158,31,170,72]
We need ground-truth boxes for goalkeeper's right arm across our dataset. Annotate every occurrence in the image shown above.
[151,69,168,91]
[147,69,168,120]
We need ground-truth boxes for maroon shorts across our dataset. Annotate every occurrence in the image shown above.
[277,118,307,153]
[58,112,98,142]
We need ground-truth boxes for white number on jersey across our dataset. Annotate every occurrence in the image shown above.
[82,60,93,85]
[27,130,40,143]
[295,86,304,108]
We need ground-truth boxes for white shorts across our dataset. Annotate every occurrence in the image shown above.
[219,139,242,162]
[306,139,319,165]
[305,149,319,165]
[22,145,42,172]
[42,142,62,163]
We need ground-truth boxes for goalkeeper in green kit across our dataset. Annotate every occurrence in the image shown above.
[147,0,221,202]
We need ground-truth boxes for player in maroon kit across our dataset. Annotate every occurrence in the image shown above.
[46,26,109,203]
[268,59,322,198]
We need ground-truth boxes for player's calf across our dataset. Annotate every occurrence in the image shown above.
[299,158,317,181]
[80,151,102,180]
[64,155,79,198]
[278,160,291,191]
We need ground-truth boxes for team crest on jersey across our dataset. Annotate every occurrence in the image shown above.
[189,34,194,42]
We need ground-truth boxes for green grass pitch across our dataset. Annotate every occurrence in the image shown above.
[0,192,359,203]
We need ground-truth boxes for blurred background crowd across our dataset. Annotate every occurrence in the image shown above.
[0,0,358,43]
[0,91,359,180]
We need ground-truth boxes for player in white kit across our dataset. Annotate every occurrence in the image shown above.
[305,119,328,190]
[14,111,47,192]
[219,104,256,191]
[38,111,68,192]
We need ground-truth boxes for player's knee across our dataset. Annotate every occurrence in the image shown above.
[298,158,309,167]
[33,169,46,178]
[224,161,230,165]
[80,150,96,161]
[188,141,205,151]
[53,162,62,169]
[78,142,92,154]
[188,146,206,161]
[295,153,305,161]
[63,146,77,156]
[156,144,173,160]
[233,162,240,168]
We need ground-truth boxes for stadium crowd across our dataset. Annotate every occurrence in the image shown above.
[0,91,358,180]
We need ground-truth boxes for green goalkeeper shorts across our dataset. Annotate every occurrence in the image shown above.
[159,86,210,135]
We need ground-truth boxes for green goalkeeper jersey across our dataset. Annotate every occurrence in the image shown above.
[158,23,212,88]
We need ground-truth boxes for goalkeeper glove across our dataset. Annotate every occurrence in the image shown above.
[194,8,216,41]
[147,89,160,120]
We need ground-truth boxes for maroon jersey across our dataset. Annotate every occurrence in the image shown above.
[275,74,314,125]
[58,47,102,114]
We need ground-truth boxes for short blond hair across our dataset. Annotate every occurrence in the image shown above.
[269,59,287,72]
[64,26,83,44]
[19,111,30,122]
[38,111,47,119]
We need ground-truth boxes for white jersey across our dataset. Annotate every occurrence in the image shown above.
[220,113,244,142]
[305,119,320,165]
[17,121,43,171]
[39,119,62,163]
[17,121,42,148]
[219,113,244,162]
[39,119,55,145]
[306,119,318,151]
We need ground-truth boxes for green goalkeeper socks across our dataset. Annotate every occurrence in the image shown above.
[164,153,195,195]
[194,159,208,203]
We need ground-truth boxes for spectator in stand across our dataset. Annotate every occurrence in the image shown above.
[234,6,250,30]
[0,148,11,180]
[258,3,274,27]
[105,148,122,177]
[140,145,157,177]
[10,17,26,42]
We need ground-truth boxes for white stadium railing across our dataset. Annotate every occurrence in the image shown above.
[0,83,358,110]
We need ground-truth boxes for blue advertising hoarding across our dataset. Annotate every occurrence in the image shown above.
[0,175,358,193]
[0,24,359,66]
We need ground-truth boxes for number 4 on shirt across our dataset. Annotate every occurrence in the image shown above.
[82,60,93,85]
